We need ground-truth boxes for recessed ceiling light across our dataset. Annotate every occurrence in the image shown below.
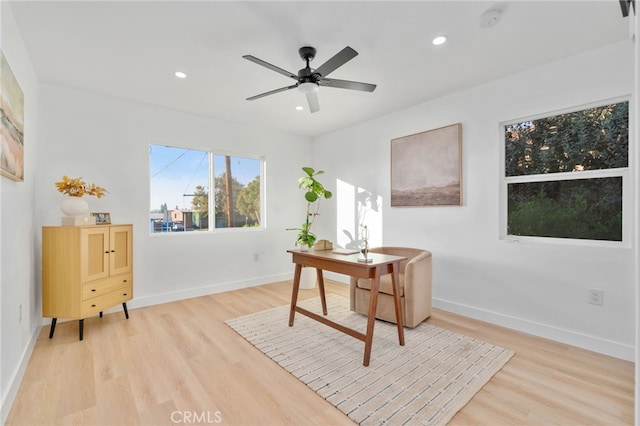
[480,9,502,28]
[295,105,304,111]
[174,71,187,79]
[432,35,448,46]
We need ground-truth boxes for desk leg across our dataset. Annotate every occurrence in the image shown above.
[316,268,328,315]
[363,267,381,366]
[391,262,405,346]
[289,264,303,326]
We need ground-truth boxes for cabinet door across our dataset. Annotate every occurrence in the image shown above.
[110,225,132,276]
[81,227,110,282]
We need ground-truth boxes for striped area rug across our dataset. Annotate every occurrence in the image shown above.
[225,294,514,425]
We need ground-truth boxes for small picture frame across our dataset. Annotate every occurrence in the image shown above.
[91,212,111,224]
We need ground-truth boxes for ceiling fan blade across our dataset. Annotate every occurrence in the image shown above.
[314,46,358,78]
[318,78,376,92]
[305,92,320,113]
[246,85,297,101]
[243,55,298,80]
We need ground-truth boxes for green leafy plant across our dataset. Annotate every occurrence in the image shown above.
[287,167,332,248]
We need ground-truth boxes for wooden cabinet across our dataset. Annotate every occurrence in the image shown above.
[42,224,133,340]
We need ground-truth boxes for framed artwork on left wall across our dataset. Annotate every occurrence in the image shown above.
[0,50,25,182]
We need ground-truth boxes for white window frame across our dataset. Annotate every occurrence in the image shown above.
[211,151,266,232]
[149,143,266,235]
[499,97,632,247]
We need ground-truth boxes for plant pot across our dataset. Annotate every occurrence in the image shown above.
[299,266,317,289]
[61,197,89,216]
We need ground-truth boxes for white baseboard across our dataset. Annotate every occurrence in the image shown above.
[125,274,634,361]
[433,297,634,361]
[126,272,350,313]
[30,273,632,367]
[37,273,295,327]
[1,326,40,424]
[324,276,632,360]
[111,272,293,312]
[322,271,350,284]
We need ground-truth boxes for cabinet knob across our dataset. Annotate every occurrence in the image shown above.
[104,251,109,254]
[91,289,96,292]
[123,279,127,282]
[111,250,115,253]
[91,304,96,307]
[123,293,128,296]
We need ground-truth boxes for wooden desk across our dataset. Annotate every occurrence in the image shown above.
[287,249,406,366]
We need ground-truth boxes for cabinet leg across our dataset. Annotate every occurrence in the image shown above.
[49,318,57,339]
[122,302,129,319]
[79,319,84,341]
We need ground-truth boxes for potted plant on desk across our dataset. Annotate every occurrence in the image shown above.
[287,167,332,288]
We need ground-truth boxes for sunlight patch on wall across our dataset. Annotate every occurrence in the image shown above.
[336,179,383,250]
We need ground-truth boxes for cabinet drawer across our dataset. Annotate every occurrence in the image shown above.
[83,274,132,301]
[82,283,133,317]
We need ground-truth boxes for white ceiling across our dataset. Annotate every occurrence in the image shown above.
[8,1,630,138]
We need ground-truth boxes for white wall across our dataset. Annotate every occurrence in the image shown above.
[0,3,41,423]
[632,3,639,423]
[36,85,312,309]
[313,40,636,361]
[2,18,312,418]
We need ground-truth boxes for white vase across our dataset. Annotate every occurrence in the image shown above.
[61,197,89,216]
[299,266,317,289]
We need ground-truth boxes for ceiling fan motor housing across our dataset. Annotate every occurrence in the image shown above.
[297,67,319,84]
[298,46,320,84]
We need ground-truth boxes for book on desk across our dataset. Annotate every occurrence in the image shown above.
[332,248,360,255]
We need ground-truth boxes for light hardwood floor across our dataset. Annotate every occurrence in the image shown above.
[6,281,635,425]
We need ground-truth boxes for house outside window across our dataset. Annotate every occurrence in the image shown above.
[501,99,629,243]
[149,144,264,233]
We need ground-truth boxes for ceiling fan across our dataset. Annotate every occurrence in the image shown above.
[243,46,376,113]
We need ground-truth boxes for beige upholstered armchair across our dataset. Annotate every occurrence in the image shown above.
[350,247,432,328]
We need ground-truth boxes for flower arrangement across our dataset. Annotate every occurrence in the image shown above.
[55,175,107,198]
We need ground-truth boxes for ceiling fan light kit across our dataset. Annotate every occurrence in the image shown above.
[243,45,377,113]
[298,82,319,95]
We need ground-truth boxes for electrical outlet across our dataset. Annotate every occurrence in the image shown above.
[589,289,604,306]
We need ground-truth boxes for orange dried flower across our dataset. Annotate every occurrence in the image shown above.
[55,175,107,198]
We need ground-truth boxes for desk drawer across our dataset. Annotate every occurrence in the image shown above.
[82,283,132,317]
[83,274,132,301]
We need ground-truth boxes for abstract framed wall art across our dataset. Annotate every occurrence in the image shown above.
[391,123,462,207]
[0,50,25,182]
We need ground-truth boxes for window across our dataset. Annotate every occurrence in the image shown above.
[149,144,263,233]
[502,100,629,242]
